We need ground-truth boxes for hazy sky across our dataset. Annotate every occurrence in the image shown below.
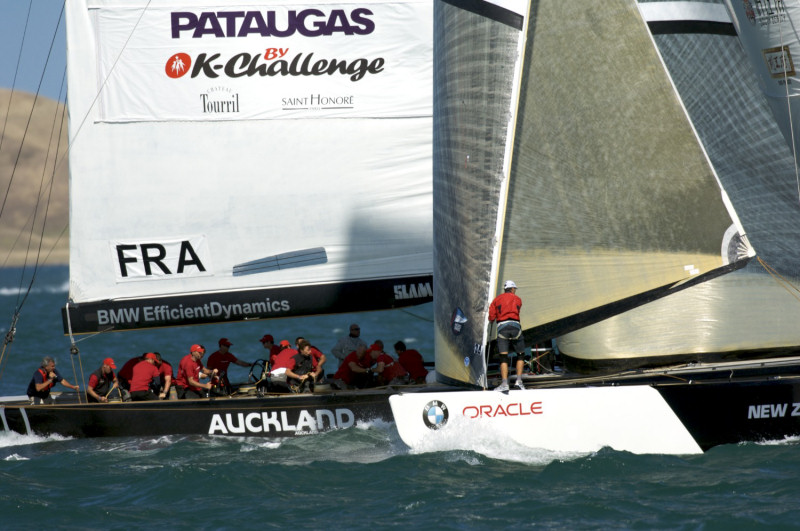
[0,1,67,102]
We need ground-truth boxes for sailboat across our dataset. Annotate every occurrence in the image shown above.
[0,0,436,438]
[390,0,800,454]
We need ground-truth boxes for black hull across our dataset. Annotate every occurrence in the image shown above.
[7,360,800,451]
[0,389,401,439]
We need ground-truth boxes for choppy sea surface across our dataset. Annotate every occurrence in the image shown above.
[1,266,800,529]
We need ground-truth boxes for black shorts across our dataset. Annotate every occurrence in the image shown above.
[176,386,205,399]
[497,322,526,355]
[130,390,158,401]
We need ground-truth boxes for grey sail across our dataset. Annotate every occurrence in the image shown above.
[557,0,800,372]
[433,0,749,388]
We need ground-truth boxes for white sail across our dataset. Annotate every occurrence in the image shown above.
[63,0,433,333]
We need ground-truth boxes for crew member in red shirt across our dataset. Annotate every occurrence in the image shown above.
[117,354,146,391]
[368,343,408,385]
[394,342,428,384]
[207,338,251,393]
[488,279,526,392]
[87,357,118,403]
[174,344,218,399]
[129,353,161,401]
[270,340,297,370]
[259,334,282,366]
[154,353,173,400]
[332,343,374,389]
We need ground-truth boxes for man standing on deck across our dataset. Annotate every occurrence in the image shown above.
[27,356,80,404]
[331,323,367,363]
[488,280,526,392]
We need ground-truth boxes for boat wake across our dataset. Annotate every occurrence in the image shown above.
[401,414,591,465]
[0,430,70,449]
[754,434,800,447]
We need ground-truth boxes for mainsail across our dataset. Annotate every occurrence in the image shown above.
[433,0,750,387]
[557,0,800,371]
[62,1,433,334]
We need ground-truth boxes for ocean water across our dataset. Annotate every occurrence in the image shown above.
[2,266,800,529]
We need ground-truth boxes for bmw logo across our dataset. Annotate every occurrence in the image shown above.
[422,400,449,430]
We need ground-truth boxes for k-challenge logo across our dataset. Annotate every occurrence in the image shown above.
[164,48,384,82]
[165,9,383,82]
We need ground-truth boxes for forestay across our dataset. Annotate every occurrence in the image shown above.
[63,0,433,333]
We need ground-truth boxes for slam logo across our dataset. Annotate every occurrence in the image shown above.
[166,53,191,78]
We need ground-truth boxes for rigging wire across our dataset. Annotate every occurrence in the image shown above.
[0,1,32,160]
[17,69,68,313]
[757,256,800,302]
[399,307,434,322]
[0,3,67,385]
[0,2,64,225]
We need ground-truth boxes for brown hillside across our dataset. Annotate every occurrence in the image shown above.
[0,89,69,266]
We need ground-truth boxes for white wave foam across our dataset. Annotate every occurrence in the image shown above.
[0,430,70,448]
[754,434,800,446]
[3,453,29,461]
[0,281,69,296]
[406,416,590,466]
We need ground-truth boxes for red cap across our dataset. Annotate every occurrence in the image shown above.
[259,334,274,344]
[103,357,117,369]
[369,343,382,352]
[190,344,205,353]
[279,340,290,347]
[219,337,232,347]
[144,352,158,361]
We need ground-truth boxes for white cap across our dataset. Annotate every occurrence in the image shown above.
[503,280,517,290]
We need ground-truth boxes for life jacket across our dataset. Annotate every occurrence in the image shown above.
[289,353,314,376]
[40,368,55,389]
[27,368,55,399]
[90,368,113,397]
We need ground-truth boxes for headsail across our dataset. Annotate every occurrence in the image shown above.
[63,1,433,333]
[433,0,750,387]
[557,0,800,371]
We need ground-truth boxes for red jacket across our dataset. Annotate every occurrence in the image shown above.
[488,292,522,323]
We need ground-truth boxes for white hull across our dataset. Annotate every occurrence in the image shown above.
[390,386,703,455]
